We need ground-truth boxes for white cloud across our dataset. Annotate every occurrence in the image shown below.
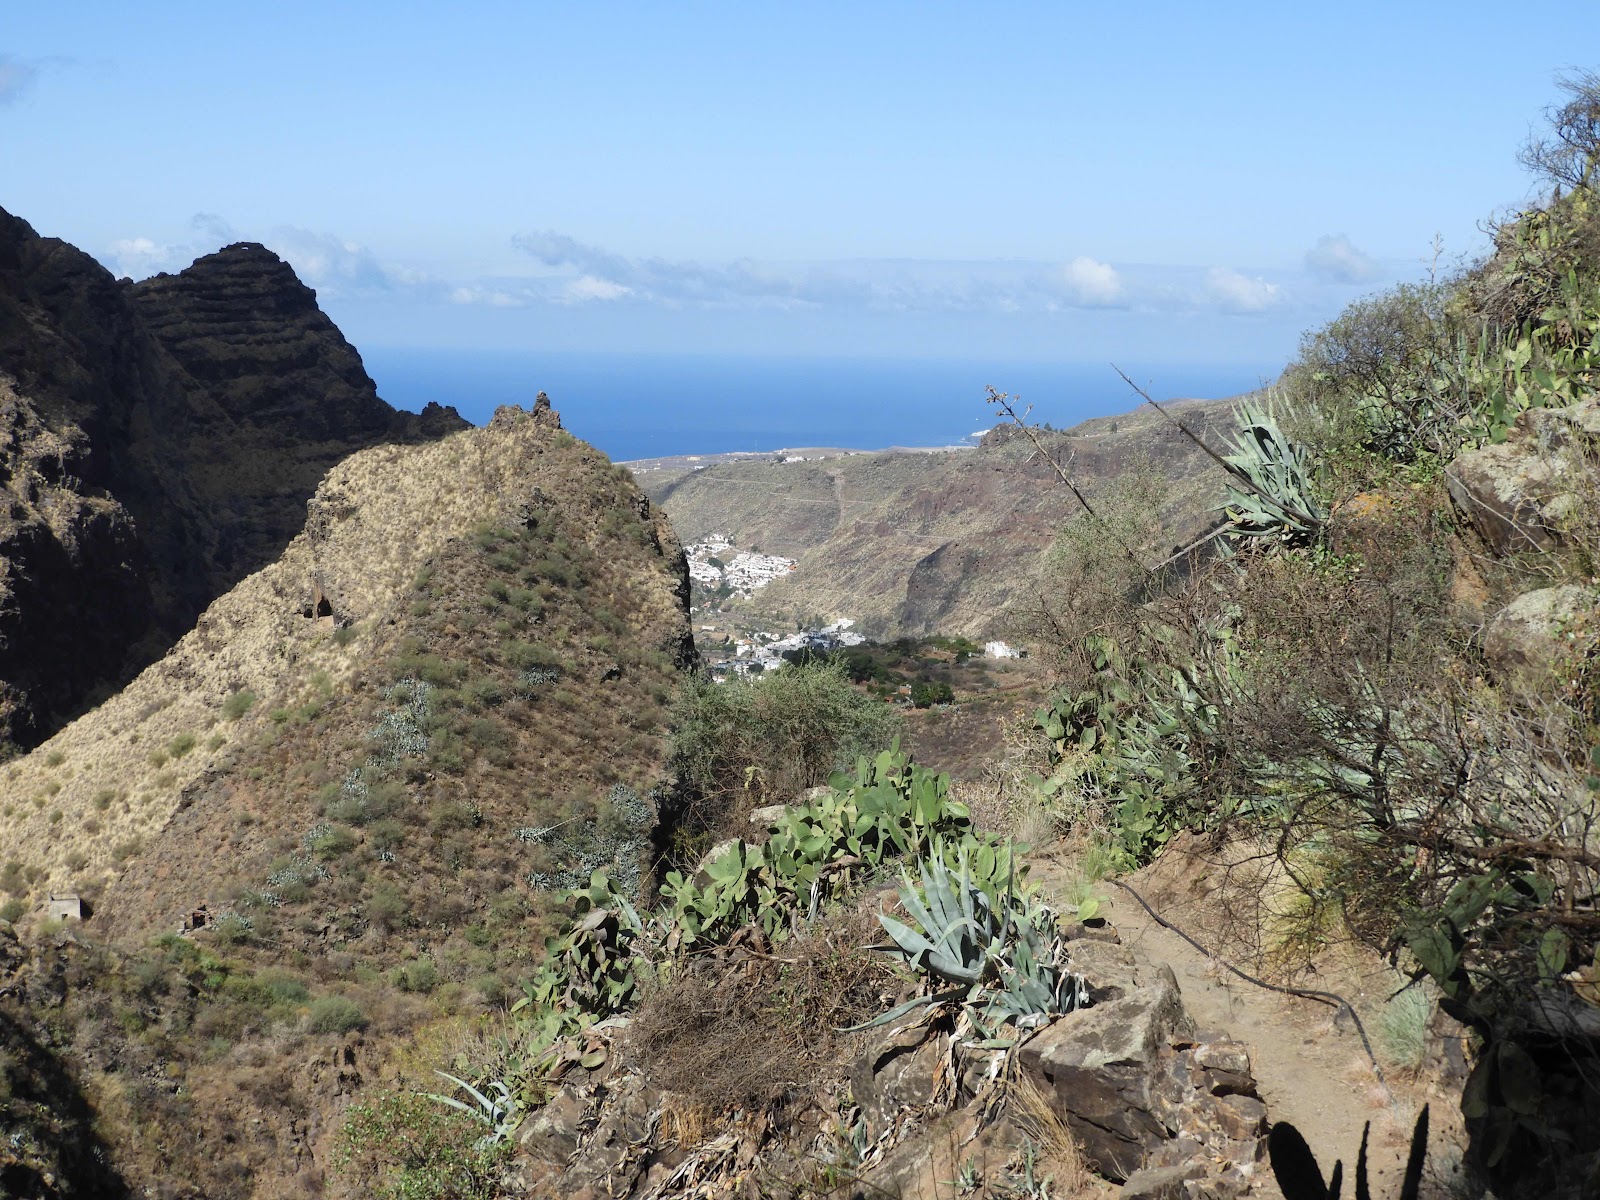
[511,231,1142,313]
[564,275,632,302]
[266,226,398,293]
[1304,234,1379,283]
[1206,267,1284,313]
[99,216,438,299]
[0,55,39,107]
[1057,256,1124,306]
[450,285,527,307]
[105,236,184,279]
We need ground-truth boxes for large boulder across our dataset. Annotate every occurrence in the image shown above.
[1017,970,1194,1179]
[1482,584,1599,692]
[1446,397,1600,556]
[1017,966,1266,1192]
[850,1014,948,1137]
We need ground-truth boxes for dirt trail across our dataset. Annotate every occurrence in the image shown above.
[1029,839,1455,1197]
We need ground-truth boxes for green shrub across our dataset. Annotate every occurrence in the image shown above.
[307,824,356,860]
[390,957,440,994]
[670,658,901,836]
[1377,984,1436,1071]
[503,640,561,671]
[213,913,255,945]
[472,973,507,1006]
[368,885,409,932]
[222,691,257,721]
[460,677,505,710]
[368,820,406,854]
[462,717,507,750]
[257,972,307,1011]
[308,995,367,1034]
[110,838,142,864]
[168,732,198,759]
[337,1090,506,1200]
[0,898,25,923]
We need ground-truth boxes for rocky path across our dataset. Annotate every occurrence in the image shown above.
[1029,839,1450,1197]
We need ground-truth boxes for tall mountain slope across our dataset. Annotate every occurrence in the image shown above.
[0,403,693,1197]
[642,399,1242,637]
[0,208,465,751]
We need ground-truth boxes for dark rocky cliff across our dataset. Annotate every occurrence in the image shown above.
[0,208,466,751]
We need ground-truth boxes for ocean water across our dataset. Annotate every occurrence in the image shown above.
[360,348,1278,463]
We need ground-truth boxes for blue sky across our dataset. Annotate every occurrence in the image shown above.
[0,2,1589,369]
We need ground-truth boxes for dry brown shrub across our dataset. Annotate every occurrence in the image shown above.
[630,908,888,1115]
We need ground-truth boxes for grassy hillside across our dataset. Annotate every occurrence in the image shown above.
[990,90,1600,1194]
[0,406,693,1196]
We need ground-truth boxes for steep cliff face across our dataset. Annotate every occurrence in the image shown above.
[0,208,466,750]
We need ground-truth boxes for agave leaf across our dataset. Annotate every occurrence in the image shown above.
[926,948,984,986]
[837,992,943,1033]
[432,1071,500,1119]
[877,912,937,959]
[423,1091,485,1122]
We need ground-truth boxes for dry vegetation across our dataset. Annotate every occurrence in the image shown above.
[629,905,890,1118]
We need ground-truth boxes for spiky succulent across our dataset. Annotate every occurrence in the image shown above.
[863,842,1087,1036]
[1220,393,1325,551]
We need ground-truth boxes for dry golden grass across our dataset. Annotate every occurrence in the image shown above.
[1008,1075,1099,1199]
[630,907,888,1114]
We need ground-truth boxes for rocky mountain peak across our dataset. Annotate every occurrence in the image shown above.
[0,207,468,751]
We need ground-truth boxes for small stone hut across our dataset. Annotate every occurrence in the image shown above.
[47,894,83,922]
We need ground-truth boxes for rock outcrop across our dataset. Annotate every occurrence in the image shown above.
[1482,583,1600,692]
[0,207,466,750]
[510,925,1267,1200]
[1445,396,1600,556]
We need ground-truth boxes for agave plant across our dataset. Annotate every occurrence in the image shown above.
[423,1071,521,1149]
[857,842,1087,1037]
[1220,393,1325,552]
